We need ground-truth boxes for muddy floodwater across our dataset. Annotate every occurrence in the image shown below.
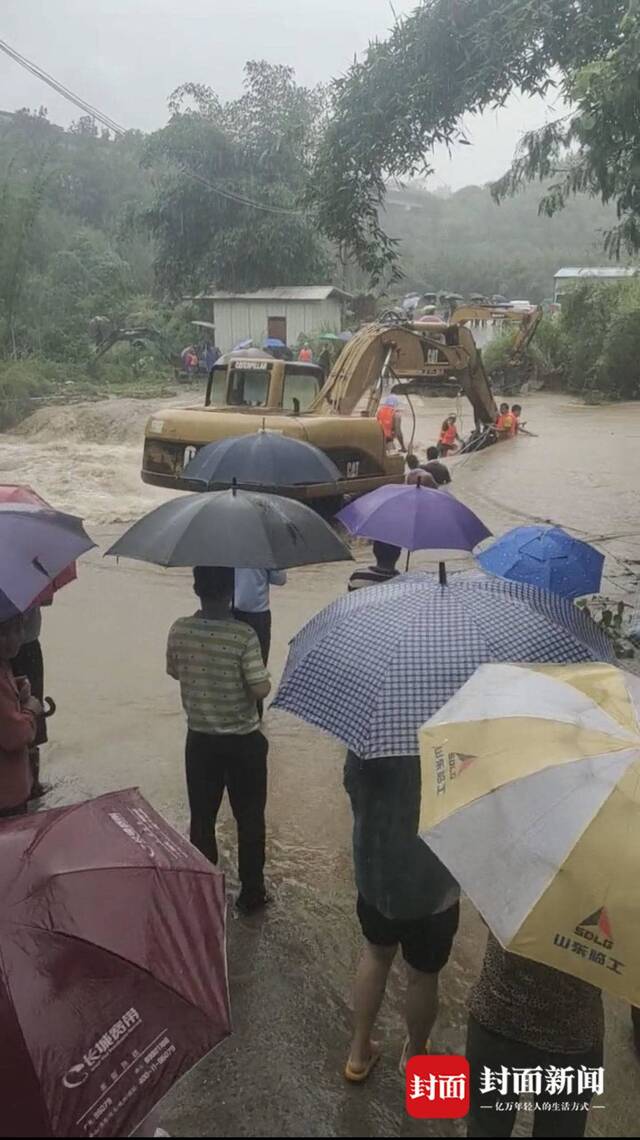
[2,391,640,1136]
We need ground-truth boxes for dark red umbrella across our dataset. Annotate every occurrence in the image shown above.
[0,485,78,603]
[0,789,230,1138]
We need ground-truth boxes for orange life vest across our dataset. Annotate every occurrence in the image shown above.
[496,412,515,437]
[298,347,312,362]
[377,404,396,440]
[439,423,457,447]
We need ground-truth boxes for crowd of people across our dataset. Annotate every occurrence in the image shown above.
[437,403,524,455]
[0,447,626,1140]
[161,538,614,1138]
[181,337,340,379]
[180,340,222,376]
[375,396,526,465]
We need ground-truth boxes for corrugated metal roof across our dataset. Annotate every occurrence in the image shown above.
[554,266,639,279]
[198,286,352,302]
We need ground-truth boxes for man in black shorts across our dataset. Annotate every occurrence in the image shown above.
[343,751,460,1081]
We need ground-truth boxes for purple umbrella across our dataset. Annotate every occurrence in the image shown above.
[337,484,491,579]
[0,503,95,621]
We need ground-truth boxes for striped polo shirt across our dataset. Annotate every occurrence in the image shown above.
[166,614,269,736]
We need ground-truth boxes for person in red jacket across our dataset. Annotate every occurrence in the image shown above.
[0,614,40,817]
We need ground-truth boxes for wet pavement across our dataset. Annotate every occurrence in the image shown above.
[18,392,640,1136]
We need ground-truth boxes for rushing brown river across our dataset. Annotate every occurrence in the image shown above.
[3,390,640,598]
[1,389,639,1136]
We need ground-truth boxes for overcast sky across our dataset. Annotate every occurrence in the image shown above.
[1,0,563,190]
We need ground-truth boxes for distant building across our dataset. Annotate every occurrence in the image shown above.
[195,286,352,352]
[554,266,639,303]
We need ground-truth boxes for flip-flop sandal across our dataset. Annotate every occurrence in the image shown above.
[344,1047,382,1083]
[399,1037,432,1076]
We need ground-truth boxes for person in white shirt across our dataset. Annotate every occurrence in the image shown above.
[233,568,287,714]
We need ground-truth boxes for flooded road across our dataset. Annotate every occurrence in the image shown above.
[2,391,640,1136]
[6,390,640,593]
[449,394,640,602]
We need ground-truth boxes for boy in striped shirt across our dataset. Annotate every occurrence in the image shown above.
[167,565,271,915]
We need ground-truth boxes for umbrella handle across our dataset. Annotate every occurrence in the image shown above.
[43,696,56,718]
[439,561,447,586]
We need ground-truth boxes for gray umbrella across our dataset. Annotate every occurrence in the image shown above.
[105,489,352,569]
[183,430,341,490]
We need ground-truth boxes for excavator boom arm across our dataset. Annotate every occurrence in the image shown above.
[312,320,497,426]
[510,306,543,361]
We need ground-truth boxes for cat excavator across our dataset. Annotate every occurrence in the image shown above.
[141,317,498,504]
[449,302,544,390]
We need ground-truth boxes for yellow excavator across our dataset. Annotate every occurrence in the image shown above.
[141,318,498,504]
[449,303,543,391]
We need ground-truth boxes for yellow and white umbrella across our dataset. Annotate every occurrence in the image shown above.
[418,661,640,1002]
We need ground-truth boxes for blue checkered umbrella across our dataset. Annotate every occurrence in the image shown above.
[274,573,614,758]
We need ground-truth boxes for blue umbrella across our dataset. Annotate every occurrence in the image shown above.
[273,573,613,758]
[183,430,341,488]
[0,504,95,621]
[477,525,604,599]
[263,337,286,348]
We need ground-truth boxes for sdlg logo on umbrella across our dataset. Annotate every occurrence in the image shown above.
[554,904,625,978]
[576,906,613,948]
[434,745,477,795]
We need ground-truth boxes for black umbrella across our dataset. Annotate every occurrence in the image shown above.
[183,430,341,490]
[105,489,352,569]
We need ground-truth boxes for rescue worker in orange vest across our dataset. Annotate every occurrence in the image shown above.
[495,402,516,440]
[437,414,461,456]
[376,394,406,451]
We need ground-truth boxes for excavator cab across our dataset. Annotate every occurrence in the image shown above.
[205,357,325,413]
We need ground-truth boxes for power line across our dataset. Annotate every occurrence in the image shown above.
[0,36,305,217]
[0,38,126,135]
[175,165,303,216]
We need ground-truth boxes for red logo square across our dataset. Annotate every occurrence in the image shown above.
[406,1054,470,1119]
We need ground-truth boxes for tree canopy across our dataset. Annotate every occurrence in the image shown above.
[141,62,331,296]
[483,279,640,399]
[0,109,153,362]
[0,43,633,411]
[309,0,636,280]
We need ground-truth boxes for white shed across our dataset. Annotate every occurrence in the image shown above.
[553,266,639,303]
[196,286,352,352]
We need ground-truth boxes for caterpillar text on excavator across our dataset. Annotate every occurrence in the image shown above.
[141,316,500,505]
